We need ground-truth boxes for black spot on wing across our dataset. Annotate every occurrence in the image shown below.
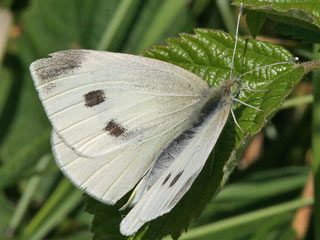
[104,119,126,137]
[147,88,227,191]
[169,170,184,187]
[153,90,224,171]
[84,90,106,107]
[162,173,171,185]
[168,173,198,208]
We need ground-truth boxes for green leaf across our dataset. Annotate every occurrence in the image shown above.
[245,10,266,38]
[87,29,306,239]
[85,196,128,240]
[274,22,320,43]
[233,0,320,30]
[144,29,305,238]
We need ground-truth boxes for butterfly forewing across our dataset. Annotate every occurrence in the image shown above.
[30,50,210,158]
[32,49,213,205]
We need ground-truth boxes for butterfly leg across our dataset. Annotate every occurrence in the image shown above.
[230,108,244,133]
[232,97,262,112]
[241,88,270,92]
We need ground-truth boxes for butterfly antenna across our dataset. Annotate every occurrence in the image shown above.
[229,2,243,79]
[239,57,299,78]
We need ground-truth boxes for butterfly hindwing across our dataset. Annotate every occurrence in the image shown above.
[120,85,232,235]
[51,130,183,204]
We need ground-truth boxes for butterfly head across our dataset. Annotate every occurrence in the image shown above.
[223,76,242,98]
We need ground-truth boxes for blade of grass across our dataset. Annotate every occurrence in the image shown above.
[136,0,187,53]
[28,189,83,240]
[7,154,51,236]
[281,95,314,109]
[174,197,313,240]
[0,130,50,190]
[312,43,320,240]
[0,191,14,235]
[97,0,138,51]
[21,178,81,240]
[0,69,12,112]
[191,0,211,16]
[216,0,235,34]
[197,167,308,226]
[54,230,93,240]
[294,49,314,60]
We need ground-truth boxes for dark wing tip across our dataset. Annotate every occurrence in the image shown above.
[30,50,88,84]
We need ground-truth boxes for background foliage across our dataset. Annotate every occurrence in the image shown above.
[0,0,319,239]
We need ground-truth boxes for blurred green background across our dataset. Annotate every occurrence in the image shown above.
[0,0,318,239]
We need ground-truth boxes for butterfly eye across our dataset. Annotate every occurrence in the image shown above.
[229,77,242,97]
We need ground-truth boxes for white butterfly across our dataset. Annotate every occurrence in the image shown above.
[29,4,297,236]
[30,49,234,234]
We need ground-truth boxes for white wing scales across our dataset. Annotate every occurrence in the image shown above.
[50,104,198,205]
[32,50,213,205]
[52,131,162,204]
[31,50,210,158]
[120,87,231,235]
[30,49,232,236]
